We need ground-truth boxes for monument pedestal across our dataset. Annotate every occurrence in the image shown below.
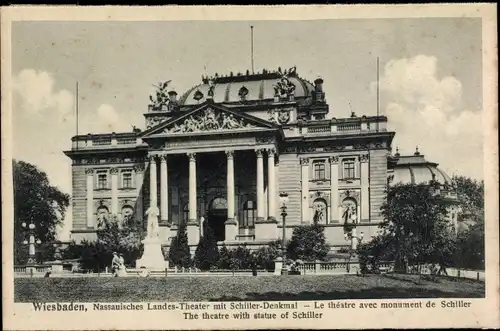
[136,237,168,270]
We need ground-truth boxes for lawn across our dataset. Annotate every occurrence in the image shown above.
[15,274,484,302]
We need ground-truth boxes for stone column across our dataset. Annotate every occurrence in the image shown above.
[225,150,238,241]
[256,149,265,221]
[360,154,369,222]
[300,157,310,222]
[329,156,339,223]
[149,155,158,208]
[254,149,278,241]
[110,167,119,217]
[134,165,145,223]
[187,153,199,247]
[85,169,94,228]
[267,148,277,221]
[160,155,169,224]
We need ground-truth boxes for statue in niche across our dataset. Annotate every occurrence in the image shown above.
[145,206,160,239]
[342,200,357,224]
[313,201,326,224]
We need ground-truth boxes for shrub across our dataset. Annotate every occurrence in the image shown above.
[168,222,192,268]
[254,240,283,271]
[356,234,395,274]
[193,224,219,271]
[287,223,329,262]
[217,244,232,269]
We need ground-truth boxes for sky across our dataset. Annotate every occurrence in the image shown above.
[11,18,483,237]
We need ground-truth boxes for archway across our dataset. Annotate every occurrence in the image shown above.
[207,197,227,241]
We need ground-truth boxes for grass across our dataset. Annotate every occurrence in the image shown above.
[15,274,484,302]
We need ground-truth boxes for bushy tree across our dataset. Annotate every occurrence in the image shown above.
[60,216,144,272]
[13,160,70,264]
[168,223,192,268]
[193,224,219,270]
[254,240,283,270]
[356,233,395,274]
[379,182,454,273]
[287,224,329,262]
[217,244,232,269]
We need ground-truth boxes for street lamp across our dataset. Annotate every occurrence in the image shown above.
[279,192,289,275]
[21,221,42,264]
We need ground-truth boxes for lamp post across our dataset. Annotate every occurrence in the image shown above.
[21,221,42,264]
[279,192,289,275]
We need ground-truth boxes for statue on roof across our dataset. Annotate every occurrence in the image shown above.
[149,80,172,110]
[273,70,296,98]
[207,79,216,98]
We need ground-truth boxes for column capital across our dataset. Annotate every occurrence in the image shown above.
[300,157,310,165]
[187,153,196,162]
[225,150,234,159]
[85,168,94,175]
[110,167,119,174]
[267,148,276,157]
[159,154,168,163]
[360,154,369,162]
[134,165,145,173]
[329,156,340,164]
[148,155,157,162]
[255,149,265,157]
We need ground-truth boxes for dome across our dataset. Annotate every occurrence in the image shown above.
[178,70,315,106]
[390,150,453,186]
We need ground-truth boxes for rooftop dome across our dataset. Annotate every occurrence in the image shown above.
[178,69,315,106]
[390,148,453,186]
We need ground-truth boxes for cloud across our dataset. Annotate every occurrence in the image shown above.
[377,55,483,179]
[93,104,129,133]
[13,69,74,120]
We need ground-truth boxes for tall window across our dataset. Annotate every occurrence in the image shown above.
[242,200,256,228]
[97,171,108,189]
[313,161,326,180]
[182,203,189,224]
[121,171,133,189]
[343,159,356,179]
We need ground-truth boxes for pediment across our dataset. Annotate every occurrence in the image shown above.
[142,103,278,137]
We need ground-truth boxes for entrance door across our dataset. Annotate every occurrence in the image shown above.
[207,197,227,241]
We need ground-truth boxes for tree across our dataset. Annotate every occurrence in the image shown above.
[217,244,232,269]
[379,182,454,273]
[193,223,219,270]
[168,222,192,268]
[287,224,329,262]
[254,240,283,271]
[453,176,484,229]
[13,160,70,264]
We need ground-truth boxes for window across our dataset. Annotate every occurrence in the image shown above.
[313,161,326,180]
[343,159,356,179]
[182,203,189,224]
[122,171,133,189]
[242,200,256,228]
[97,171,108,189]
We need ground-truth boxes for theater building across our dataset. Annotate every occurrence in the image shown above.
[64,68,457,252]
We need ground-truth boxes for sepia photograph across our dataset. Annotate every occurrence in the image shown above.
[2,4,498,330]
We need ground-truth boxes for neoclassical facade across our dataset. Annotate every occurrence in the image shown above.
[64,68,455,252]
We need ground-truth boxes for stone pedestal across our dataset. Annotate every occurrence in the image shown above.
[225,219,238,241]
[254,218,278,241]
[136,237,168,270]
[274,257,283,275]
[49,261,64,273]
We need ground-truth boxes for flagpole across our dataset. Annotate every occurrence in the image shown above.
[251,26,254,74]
[76,81,79,150]
[376,57,380,133]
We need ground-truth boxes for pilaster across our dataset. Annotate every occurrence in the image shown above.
[85,168,94,228]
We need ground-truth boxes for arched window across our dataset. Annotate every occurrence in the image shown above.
[96,206,109,228]
[313,198,328,224]
[242,200,256,228]
[341,198,358,224]
[210,197,228,211]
